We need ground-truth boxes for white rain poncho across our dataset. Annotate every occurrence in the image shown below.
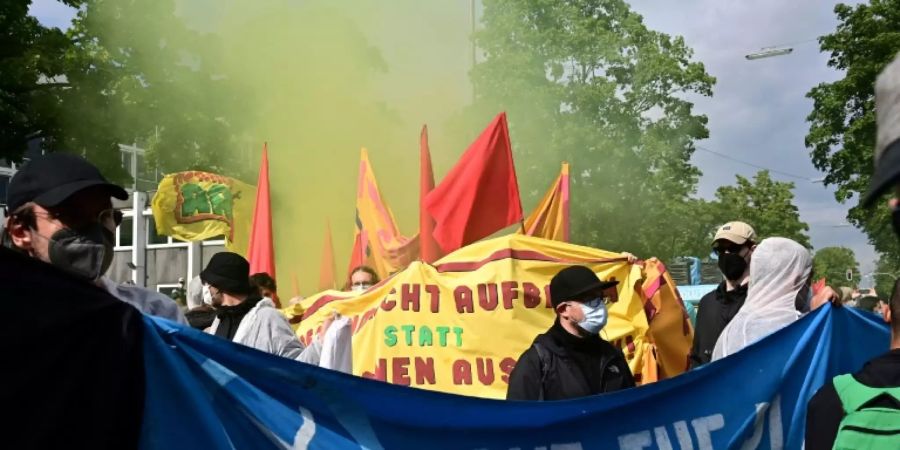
[208,298,322,363]
[711,237,811,361]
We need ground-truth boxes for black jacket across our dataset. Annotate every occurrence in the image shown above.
[689,281,747,369]
[507,320,635,401]
[0,248,145,449]
[805,348,900,450]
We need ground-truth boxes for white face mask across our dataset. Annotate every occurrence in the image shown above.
[202,284,213,305]
[576,298,609,334]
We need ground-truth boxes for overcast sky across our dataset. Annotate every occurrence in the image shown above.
[28,0,879,279]
[627,0,876,278]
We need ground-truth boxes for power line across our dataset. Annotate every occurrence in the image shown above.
[694,145,817,182]
[769,37,820,49]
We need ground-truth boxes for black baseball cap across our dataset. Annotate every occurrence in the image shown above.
[549,265,619,307]
[6,153,128,212]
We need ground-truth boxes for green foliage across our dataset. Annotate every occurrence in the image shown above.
[813,246,861,288]
[713,170,812,249]
[461,0,715,261]
[0,0,73,161]
[872,255,900,299]
[805,0,900,266]
[0,0,265,183]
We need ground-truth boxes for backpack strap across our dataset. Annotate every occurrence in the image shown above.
[833,374,900,413]
[533,343,551,401]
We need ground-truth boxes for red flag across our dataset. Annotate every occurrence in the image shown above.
[247,143,276,279]
[318,219,337,291]
[424,112,523,252]
[419,125,444,262]
[812,277,827,295]
[347,226,367,282]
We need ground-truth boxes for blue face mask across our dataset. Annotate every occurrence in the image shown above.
[576,297,609,334]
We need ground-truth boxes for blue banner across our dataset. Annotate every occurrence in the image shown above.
[140,305,889,449]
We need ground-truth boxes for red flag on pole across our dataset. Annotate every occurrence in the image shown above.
[318,219,337,291]
[419,125,444,263]
[424,112,523,252]
[346,225,367,282]
[247,143,276,279]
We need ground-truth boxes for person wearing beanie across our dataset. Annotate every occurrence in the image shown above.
[202,252,327,363]
[507,265,634,401]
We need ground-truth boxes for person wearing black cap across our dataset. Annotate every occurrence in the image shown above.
[201,252,327,363]
[507,265,635,401]
[3,153,186,324]
[2,153,147,447]
[805,54,900,450]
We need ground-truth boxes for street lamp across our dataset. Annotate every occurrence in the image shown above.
[745,47,794,60]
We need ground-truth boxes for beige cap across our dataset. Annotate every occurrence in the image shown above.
[713,221,757,245]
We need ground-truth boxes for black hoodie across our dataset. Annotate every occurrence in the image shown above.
[805,348,900,449]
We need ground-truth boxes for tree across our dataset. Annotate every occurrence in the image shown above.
[0,1,73,162]
[0,0,243,182]
[872,255,899,299]
[805,1,900,266]
[813,246,861,288]
[461,0,715,261]
[713,170,812,249]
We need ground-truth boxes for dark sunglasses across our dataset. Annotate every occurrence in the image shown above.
[712,242,745,255]
[35,208,124,228]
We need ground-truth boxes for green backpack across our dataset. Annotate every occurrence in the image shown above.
[832,374,900,449]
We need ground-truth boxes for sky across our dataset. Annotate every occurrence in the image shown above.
[27,0,879,282]
[627,0,876,279]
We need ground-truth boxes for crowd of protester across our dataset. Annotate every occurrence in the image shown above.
[5,50,900,450]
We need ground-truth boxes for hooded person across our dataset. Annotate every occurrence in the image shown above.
[711,237,813,361]
[202,252,324,364]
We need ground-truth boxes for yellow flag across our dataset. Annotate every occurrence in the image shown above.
[151,171,256,255]
[522,162,570,241]
[640,259,695,380]
[351,148,416,279]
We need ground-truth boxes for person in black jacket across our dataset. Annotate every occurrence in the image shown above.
[805,280,900,449]
[806,56,900,449]
[507,265,635,401]
[689,221,756,369]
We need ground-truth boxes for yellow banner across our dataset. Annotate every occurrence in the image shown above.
[151,171,256,255]
[286,234,692,399]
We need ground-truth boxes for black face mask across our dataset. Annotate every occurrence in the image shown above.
[717,252,748,282]
[46,223,115,281]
